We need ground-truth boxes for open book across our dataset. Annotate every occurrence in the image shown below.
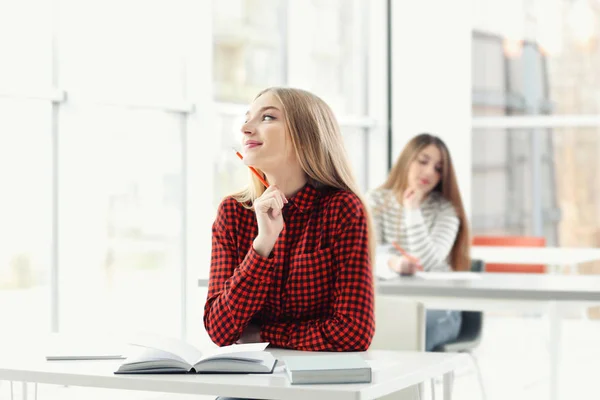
[114,334,276,375]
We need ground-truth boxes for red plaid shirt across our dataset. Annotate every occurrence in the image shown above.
[204,184,375,351]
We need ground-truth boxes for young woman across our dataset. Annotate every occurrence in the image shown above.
[367,133,470,351]
[204,87,375,353]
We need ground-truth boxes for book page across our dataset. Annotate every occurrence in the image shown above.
[129,333,203,366]
[375,263,399,281]
[196,342,269,364]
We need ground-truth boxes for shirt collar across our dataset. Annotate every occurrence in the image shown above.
[286,183,319,214]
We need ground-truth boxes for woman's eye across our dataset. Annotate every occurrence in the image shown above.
[262,114,275,121]
[418,160,427,165]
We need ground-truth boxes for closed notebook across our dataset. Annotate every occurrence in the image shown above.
[283,354,371,384]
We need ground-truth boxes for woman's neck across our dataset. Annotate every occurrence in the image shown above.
[264,169,308,198]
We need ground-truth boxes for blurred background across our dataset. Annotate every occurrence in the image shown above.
[1,0,600,398]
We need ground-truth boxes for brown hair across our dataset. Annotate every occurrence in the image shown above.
[231,87,376,264]
[381,133,470,271]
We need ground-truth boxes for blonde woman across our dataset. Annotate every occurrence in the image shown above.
[204,87,375,355]
[367,133,470,351]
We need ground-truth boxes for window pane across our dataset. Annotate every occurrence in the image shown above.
[473,0,600,115]
[0,0,52,89]
[59,0,185,100]
[296,0,367,115]
[0,99,52,334]
[58,105,182,336]
[213,0,286,103]
[471,127,600,254]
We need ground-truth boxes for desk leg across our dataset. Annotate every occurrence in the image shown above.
[14,382,36,400]
[548,302,561,400]
[442,371,454,400]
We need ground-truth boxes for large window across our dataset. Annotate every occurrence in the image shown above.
[0,0,387,343]
[0,99,52,334]
[58,106,183,335]
[472,0,600,258]
[0,0,193,339]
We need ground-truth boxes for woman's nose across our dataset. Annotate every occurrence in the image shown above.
[241,121,253,135]
[240,122,252,135]
[425,165,437,176]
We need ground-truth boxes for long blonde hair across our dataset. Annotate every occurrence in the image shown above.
[231,87,376,264]
[381,133,470,271]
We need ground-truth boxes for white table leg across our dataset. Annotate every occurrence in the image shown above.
[548,301,561,400]
[13,382,36,400]
[442,371,454,400]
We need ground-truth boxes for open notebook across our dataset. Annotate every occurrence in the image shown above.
[114,334,276,374]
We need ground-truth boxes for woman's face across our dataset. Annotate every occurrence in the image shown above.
[240,92,296,172]
[407,144,443,194]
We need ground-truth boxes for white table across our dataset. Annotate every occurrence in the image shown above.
[471,245,600,272]
[0,347,467,400]
[376,273,600,400]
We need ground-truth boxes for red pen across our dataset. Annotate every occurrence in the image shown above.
[233,149,270,188]
[391,241,423,269]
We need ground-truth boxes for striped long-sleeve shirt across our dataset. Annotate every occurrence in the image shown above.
[366,188,460,272]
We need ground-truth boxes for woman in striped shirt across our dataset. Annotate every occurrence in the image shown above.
[367,133,470,351]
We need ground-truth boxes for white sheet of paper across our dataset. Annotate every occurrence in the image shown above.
[414,271,482,280]
[375,264,399,280]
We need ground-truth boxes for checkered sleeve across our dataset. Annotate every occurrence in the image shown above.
[203,199,276,346]
[260,193,375,351]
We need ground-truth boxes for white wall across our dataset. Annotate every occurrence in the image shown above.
[390,0,472,215]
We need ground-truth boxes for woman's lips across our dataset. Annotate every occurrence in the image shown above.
[244,142,262,149]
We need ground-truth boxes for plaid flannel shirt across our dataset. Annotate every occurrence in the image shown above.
[204,184,374,351]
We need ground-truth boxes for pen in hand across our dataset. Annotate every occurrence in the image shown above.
[391,241,423,270]
[233,148,270,188]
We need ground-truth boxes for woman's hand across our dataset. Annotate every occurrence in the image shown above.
[253,185,288,257]
[402,187,425,210]
[387,255,423,276]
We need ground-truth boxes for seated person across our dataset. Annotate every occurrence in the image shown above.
[204,87,375,354]
[366,133,471,351]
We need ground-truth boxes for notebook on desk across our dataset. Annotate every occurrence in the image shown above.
[114,334,276,374]
[282,354,371,384]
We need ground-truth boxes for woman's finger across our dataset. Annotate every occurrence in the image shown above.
[270,198,281,217]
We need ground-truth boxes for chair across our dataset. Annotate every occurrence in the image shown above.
[431,259,487,400]
[371,296,426,400]
[473,235,546,273]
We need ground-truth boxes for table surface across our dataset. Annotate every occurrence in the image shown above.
[375,272,600,302]
[200,272,600,302]
[0,347,467,400]
[471,245,600,265]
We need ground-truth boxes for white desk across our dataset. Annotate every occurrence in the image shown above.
[471,245,600,272]
[376,273,600,400]
[0,347,467,400]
